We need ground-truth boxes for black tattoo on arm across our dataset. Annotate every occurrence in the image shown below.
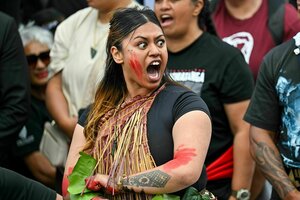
[253,140,295,199]
[122,170,171,188]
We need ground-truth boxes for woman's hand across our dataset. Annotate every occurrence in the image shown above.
[85,175,103,191]
[85,174,121,194]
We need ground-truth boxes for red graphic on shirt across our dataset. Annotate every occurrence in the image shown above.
[163,145,196,171]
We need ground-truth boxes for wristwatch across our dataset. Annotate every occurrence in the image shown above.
[231,189,250,200]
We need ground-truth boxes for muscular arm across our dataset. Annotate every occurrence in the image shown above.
[122,111,211,193]
[92,111,212,194]
[250,126,300,200]
[24,151,56,188]
[224,100,255,198]
[64,111,211,196]
[45,72,77,138]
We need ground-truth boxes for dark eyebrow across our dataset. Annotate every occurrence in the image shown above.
[133,34,165,41]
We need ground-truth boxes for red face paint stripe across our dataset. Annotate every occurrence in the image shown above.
[163,147,196,171]
[129,53,143,80]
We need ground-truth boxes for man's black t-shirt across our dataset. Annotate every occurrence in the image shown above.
[13,95,52,179]
[245,37,300,168]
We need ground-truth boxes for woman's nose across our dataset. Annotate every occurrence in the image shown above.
[158,0,171,10]
[35,58,47,69]
[149,44,161,56]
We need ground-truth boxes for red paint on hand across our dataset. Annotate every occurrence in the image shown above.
[85,175,102,191]
[129,53,143,80]
[163,146,196,171]
[62,167,73,197]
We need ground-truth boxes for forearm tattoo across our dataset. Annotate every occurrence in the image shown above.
[122,170,171,188]
[253,140,295,198]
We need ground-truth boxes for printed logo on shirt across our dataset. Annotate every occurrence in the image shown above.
[222,32,254,64]
[276,76,300,167]
[287,168,300,189]
[16,126,34,147]
[169,69,205,96]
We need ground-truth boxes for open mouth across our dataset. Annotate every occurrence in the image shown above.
[147,61,161,81]
[160,14,173,27]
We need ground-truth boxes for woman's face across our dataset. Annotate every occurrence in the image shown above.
[154,0,202,38]
[112,21,168,96]
[24,41,50,87]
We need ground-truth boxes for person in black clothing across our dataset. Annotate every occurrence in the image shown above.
[13,23,62,192]
[0,0,22,24]
[244,33,300,200]
[0,11,30,169]
[0,167,62,200]
[154,0,255,199]
[63,7,212,200]
[0,11,61,200]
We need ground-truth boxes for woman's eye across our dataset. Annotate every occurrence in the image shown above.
[157,40,165,47]
[138,42,147,49]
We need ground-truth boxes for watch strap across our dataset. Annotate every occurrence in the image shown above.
[231,190,238,198]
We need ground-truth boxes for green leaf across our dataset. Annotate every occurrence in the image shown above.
[182,187,201,200]
[68,152,97,195]
[152,194,180,200]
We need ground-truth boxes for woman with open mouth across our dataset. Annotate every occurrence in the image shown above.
[62,7,212,200]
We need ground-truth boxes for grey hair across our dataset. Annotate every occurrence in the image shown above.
[19,22,54,48]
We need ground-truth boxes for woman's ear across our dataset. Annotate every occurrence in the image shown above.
[111,46,124,64]
[193,0,204,16]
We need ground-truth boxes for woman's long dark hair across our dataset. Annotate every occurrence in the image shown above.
[84,7,171,147]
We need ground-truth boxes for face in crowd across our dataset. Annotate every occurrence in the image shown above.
[154,0,203,37]
[24,41,50,86]
[111,21,168,92]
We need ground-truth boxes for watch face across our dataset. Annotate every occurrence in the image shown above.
[237,189,250,200]
[240,192,249,198]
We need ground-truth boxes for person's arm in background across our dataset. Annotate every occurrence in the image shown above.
[0,12,30,138]
[225,100,255,200]
[219,51,256,200]
[46,72,77,138]
[250,126,300,200]
[46,15,78,139]
[24,152,57,188]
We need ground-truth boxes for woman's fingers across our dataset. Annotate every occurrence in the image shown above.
[85,175,102,191]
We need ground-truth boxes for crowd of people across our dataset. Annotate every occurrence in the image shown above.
[1,0,300,200]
